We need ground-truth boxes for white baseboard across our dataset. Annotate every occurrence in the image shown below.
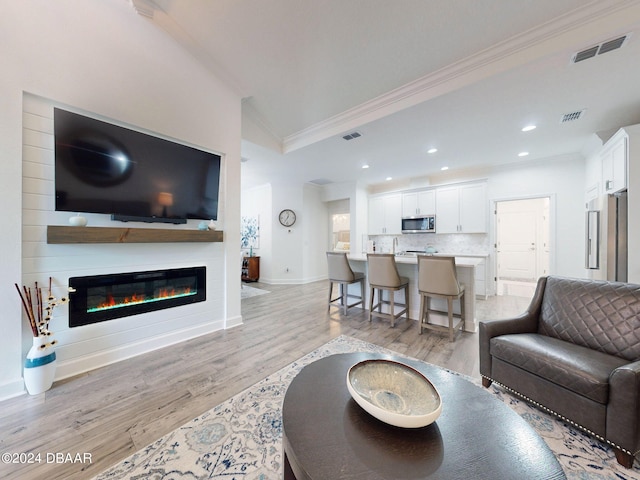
[301,274,327,284]
[260,275,328,285]
[0,379,26,402]
[55,318,227,381]
[225,315,243,328]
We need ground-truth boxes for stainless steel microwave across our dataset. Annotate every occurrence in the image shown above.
[401,215,435,233]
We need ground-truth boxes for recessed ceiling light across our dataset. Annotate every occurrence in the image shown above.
[427,148,438,154]
[440,166,449,171]
[518,151,529,157]
[386,177,392,181]
[522,125,537,132]
[362,164,369,169]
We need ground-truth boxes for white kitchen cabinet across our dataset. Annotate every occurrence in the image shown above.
[460,184,487,232]
[436,183,487,233]
[602,129,628,194]
[434,187,459,233]
[402,190,436,217]
[368,193,402,235]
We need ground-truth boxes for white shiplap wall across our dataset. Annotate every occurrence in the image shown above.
[22,94,228,380]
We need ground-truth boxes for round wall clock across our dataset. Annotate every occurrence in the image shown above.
[278,209,296,227]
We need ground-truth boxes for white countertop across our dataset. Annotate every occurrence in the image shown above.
[440,253,489,258]
[348,254,484,267]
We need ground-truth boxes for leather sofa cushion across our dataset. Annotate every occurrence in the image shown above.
[490,333,628,404]
[538,276,640,361]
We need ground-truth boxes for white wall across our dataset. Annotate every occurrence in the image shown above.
[303,184,329,282]
[486,155,586,279]
[585,143,605,196]
[267,182,329,284]
[241,181,329,284]
[353,185,370,256]
[0,1,241,400]
[625,125,640,283]
[269,183,305,283]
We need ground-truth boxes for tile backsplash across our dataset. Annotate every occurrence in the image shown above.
[368,233,490,256]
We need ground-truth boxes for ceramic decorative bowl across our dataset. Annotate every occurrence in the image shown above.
[346,359,442,428]
[68,214,88,227]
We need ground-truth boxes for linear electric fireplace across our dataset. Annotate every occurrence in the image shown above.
[68,266,206,327]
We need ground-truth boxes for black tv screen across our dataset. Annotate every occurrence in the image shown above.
[54,108,221,223]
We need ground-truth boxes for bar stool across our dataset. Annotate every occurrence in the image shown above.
[367,253,410,327]
[326,252,365,315]
[417,255,465,341]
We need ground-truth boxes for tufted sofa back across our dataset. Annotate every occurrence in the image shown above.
[538,276,640,361]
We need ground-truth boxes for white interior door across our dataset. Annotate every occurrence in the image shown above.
[496,198,550,297]
[497,210,537,279]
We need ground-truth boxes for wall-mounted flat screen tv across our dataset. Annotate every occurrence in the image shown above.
[54,108,221,224]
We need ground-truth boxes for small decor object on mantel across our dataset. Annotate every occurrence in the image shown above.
[68,213,88,227]
[208,219,217,230]
[15,278,71,395]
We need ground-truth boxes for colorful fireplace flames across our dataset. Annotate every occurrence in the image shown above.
[88,287,195,313]
[69,266,206,327]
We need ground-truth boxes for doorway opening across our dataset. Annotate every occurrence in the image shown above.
[495,197,550,298]
[331,213,351,251]
[328,199,351,252]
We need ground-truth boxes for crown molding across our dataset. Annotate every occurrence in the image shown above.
[129,0,158,19]
[241,98,284,152]
[282,0,640,153]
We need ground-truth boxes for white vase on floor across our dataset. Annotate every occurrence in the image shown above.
[23,335,57,395]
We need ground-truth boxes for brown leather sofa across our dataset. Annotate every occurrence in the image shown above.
[479,276,640,468]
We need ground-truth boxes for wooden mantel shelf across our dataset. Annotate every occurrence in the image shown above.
[47,225,224,244]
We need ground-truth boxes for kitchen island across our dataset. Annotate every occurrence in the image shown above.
[347,254,483,333]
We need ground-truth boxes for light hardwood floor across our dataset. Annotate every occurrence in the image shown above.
[0,280,531,480]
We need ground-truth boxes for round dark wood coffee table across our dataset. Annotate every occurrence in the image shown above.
[282,352,566,480]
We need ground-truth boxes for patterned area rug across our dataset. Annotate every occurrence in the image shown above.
[240,285,270,300]
[94,336,640,480]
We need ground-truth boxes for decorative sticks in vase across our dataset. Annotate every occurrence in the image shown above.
[14,277,70,348]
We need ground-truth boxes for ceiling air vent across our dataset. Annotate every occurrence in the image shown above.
[573,46,598,63]
[308,178,332,186]
[342,131,362,141]
[572,34,631,63]
[560,109,586,123]
[599,36,627,55]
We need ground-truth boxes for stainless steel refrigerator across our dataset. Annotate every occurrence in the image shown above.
[585,190,627,282]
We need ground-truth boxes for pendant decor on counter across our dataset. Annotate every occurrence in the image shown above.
[14,277,71,395]
[24,335,57,395]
